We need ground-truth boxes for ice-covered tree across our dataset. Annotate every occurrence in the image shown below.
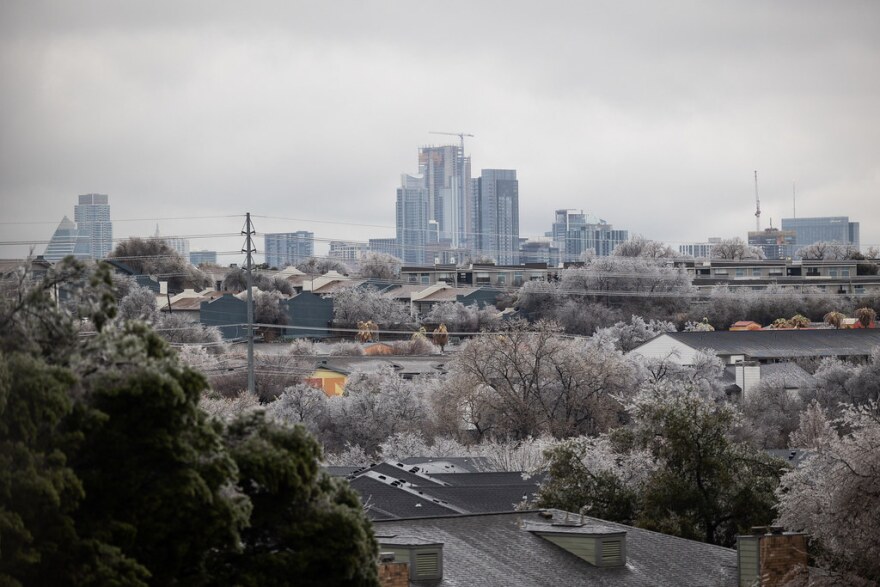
[796,240,860,260]
[612,235,676,259]
[295,257,351,275]
[741,377,804,448]
[536,435,656,524]
[332,286,410,326]
[594,315,676,352]
[109,237,210,292]
[710,237,765,260]
[776,402,880,583]
[357,252,401,280]
[447,321,637,439]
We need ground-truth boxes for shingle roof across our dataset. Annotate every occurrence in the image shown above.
[348,462,544,521]
[400,457,496,473]
[759,362,815,387]
[352,477,458,519]
[656,329,880,359]
[374,509,738,587]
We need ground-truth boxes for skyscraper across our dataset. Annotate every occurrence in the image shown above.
[44,216,91,262]
[418,145,471,248]
[396,174,430,264]
[748,228,796,259]
[473,169,519,265]
[550,209,587,262]
[74,194,112,259]
[264,231,314,268]
[781,216,860,250]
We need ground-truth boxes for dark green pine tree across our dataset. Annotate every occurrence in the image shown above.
[218,413,380,587]
[0,352,150,586]
[67,322,250,586]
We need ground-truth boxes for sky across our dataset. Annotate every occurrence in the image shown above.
[1,1,878,264]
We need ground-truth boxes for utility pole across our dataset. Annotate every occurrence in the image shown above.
[242,212,256,395]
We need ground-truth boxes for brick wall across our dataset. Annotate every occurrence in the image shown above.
[378,561,409,587]
[759,533,808,586]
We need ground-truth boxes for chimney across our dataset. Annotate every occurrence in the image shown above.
[376,539,443,582]
[736,360,761,399]
[377,552,409,587]
[737,526,808,586]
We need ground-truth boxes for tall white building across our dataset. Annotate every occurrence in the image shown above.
[473,169,519,265]
[396,174,430,265]
[419,145,471,248]
[74,194,112,259]
[264,231,314,268]
[45,194,112,262]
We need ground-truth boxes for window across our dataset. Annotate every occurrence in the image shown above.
[829,269,838,277]
[476,272,490,285]
[715,269,729,276]
[735,268,745,277]
[496,274,506,285]
[842,269,850,277]
[752,268,761,276]
[514,272,523,286]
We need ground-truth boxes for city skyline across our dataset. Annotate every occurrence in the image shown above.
[1,2,879,263]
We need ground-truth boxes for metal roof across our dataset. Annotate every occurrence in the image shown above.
[653,329,880,359]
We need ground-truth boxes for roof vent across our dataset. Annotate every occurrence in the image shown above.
[525,513,627,568]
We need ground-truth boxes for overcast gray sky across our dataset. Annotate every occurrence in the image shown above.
[1,1,878,263]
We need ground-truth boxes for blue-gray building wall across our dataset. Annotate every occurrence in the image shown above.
[200,294,247,340]
[284,292,334,339]
[781,216,860,248]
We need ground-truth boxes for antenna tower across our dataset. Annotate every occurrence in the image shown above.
[754,170,761,232]
[241,212,256,395]
[792,181,797,219]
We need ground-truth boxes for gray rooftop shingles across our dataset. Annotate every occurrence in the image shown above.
[375,509,738,587]
[658,329,880,359]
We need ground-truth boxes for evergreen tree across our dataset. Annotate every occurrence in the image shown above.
[217,413,379,587]
[1,259,380,585]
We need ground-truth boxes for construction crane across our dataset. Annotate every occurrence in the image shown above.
[428,130,474,163]
[754,170,761,232]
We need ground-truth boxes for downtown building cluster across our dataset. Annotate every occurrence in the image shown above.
[41,165,864,271]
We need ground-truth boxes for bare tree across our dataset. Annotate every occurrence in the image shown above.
[796,240,859,260]
[447,320,636,439]
[710,237,764,260]
[612,235,676,259]
[357,252,401,280]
